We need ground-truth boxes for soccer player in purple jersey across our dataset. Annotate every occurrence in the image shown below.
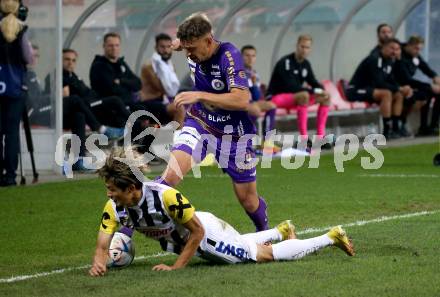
[157,12,269,231]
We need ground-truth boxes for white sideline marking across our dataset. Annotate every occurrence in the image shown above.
[296,210,439,235]
[359,173,439,178]
[0,252,170,284]
[1,210,438,284]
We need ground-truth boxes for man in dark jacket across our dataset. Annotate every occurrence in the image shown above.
[89,32,141,107]
[370,23,394,57]
[266,34,331,145]
[346,38,413,139]
[63,48,130,128]
[396,36,440,136]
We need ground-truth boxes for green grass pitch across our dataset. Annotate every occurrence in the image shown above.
[0,143,439,297]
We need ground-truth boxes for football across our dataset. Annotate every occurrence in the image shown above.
[106,232,135,268]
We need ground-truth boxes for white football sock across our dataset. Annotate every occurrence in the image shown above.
[272,234,333,261]
[241,228,282,244]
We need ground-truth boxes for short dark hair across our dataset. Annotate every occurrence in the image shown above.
[241,45,256,54]
[382,38,400,47]
[62,48,77,56]
[407,35,425,46]
[103,32,121,44]
[377,23,392,36]
[177,12,212,42]
[155,33,172,44]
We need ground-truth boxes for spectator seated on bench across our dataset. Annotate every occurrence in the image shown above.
[266,34,332,149]
[344,38,413,139]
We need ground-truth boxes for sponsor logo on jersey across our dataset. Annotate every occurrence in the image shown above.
[215,241,248,259]
[302,68,308,77]
[239,70,246,79]
[139,226,173,238]
[413,57,420,66]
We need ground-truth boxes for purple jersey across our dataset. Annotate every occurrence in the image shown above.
[187,42,255,136]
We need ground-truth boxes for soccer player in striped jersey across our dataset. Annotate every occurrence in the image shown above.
[89,147,354,276]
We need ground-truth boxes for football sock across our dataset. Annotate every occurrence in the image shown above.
[246,197,269,231]
[241,228,282,244]
[264,108,276,134]
[392,115,401,131]
[296,105,308,138]
[382,117,392,134]
[272,234,333,260]
[119,226,134,238]
[316,105,329,138]
[431,96,440,128]
[420,102,429,129]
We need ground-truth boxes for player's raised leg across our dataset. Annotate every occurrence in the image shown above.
[159,150,194,186]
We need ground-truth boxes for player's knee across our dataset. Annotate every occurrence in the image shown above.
[256,244,274,263]
[268,101,277,110]
[375,90,392,101]
[162,170,182,187]
[295,91,309,105]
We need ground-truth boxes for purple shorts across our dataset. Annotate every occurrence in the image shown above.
[172,117,257,183]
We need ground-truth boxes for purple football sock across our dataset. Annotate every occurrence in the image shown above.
[154,176,170,186]
[119,226,134,237]
[264,108,276,135]
[246,197,269,231]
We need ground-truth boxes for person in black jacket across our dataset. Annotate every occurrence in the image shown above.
[397,36,440,136]
[63,48,130,128]
[267,34,331,146]
[392,39,438,136]
[0,0,33,187]
[370,23,394,57]
[346,38,413,139]
[89,32,165,153]
[90,32,141,107]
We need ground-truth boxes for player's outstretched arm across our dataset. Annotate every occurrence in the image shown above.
[174,88,250,111]
[89,231,112,277]
[152,215,205,271]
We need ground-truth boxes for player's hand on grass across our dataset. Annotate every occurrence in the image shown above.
[152,264,175,271]
[175,91,200,108]
[89,261,107,276]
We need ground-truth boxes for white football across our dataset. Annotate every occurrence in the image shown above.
[106,232,135,268]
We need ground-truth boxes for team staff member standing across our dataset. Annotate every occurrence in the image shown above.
[159,13,269,231]
[346,38,413,139]
[0,0,33,187]
[267,34,331,147]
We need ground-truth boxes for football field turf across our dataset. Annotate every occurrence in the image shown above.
[1,143,439,297]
